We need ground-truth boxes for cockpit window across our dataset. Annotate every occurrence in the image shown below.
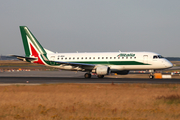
[153,56,158,59]
[153,55,164,59]
[158,55,164,58]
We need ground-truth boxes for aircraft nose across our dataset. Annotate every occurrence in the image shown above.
[165,61,173,68]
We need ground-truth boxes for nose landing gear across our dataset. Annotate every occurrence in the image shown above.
[149,70,155,79]
[149,75,154,79]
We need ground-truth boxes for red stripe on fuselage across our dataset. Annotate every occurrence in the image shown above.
[30,43,45,65]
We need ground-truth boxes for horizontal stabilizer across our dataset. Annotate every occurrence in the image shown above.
[10,55,38,61]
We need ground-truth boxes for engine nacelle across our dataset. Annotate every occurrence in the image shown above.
[62,65,73,70]
[116,70,130,75]
[96,66,110,75]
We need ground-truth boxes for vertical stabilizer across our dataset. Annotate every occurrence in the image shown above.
[19,26,49,65]
[19,26,47,57]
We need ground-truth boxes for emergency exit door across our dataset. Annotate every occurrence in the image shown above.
[143,55,148,64]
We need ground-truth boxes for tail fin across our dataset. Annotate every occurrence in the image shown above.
[19,26,49,65]
[19,26,47,57]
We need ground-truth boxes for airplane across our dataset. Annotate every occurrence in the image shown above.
[12,26,173,79]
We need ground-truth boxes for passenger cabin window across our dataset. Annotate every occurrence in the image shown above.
[81,57,83,59]
[85,57,87,59]
[98,57,100,59]
[73,57,75,59]
[93,57,95,59]
[69,57,71,60]
[77,57,79,59]
[110,57,112,59]
[61,58,63,60]
[114,57,116,59]
[106,57,108,59]
[89,57,91,59]
[102,57,104,59]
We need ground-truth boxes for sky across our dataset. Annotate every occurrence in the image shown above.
[0,0,180,57]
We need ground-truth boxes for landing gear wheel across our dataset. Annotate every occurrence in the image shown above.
[149,75,154,79]
[97,75,104,78]
[84,73,91,78]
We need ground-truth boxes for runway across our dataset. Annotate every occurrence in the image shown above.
[0,71,180,84]
[0,77,180,84]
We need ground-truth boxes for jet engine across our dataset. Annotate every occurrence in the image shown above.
[96,66,110,75]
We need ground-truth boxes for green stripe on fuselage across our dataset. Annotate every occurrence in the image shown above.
[45,61,150,66]
[73,61,150,65]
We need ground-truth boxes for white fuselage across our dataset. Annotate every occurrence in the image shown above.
[17,26,173,78]
[46,52,172,72]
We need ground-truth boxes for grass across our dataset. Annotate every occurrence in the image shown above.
[0,83,180,120]
[156,94,180,104]
[0,60,54,70]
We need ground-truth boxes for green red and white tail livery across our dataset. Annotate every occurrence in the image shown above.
[13,26,173,79]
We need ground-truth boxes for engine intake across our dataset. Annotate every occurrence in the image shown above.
[96,66,110,75]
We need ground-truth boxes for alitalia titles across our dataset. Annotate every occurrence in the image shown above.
[117,53,135,57]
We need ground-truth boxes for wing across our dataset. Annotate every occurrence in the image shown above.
[50,60,96,69]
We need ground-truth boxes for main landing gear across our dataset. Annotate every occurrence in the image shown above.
[84,73,91,78]
[97,75,104,78]
[84,73,104,78]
